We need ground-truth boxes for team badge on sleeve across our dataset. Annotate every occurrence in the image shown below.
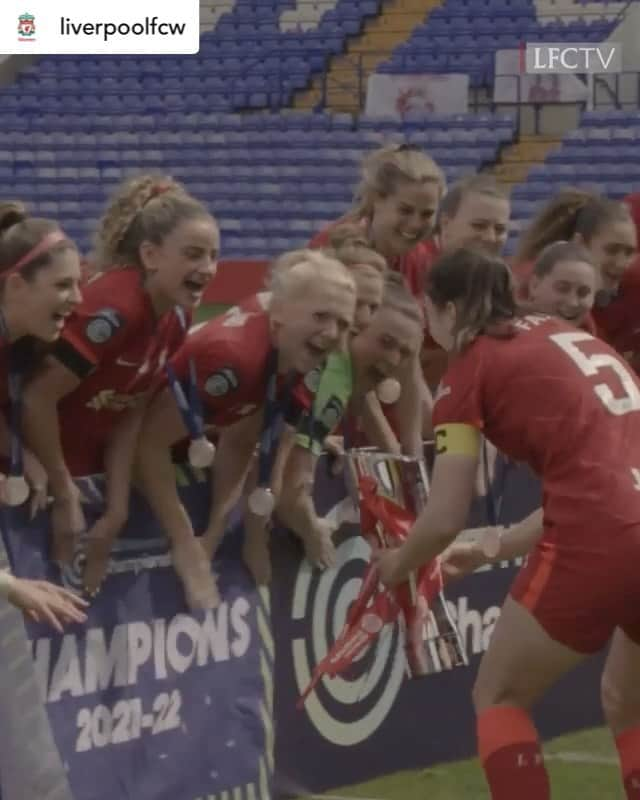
[205,368,239,397]
[85,309,122,344]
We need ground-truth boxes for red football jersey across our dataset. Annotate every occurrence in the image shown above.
[433,314,640,543]
[169,303,305,428]
[310,220,439,302]
[592,256,640,374]
[54,268,189,475]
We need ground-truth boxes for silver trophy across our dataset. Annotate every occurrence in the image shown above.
[346,446,467,677]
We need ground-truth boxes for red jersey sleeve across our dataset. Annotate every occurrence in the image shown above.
[170,341,244,424]
[431,343,485,431]
[53,272,143,378]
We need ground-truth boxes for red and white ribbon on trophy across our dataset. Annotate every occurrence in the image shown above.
[298,469,466,708]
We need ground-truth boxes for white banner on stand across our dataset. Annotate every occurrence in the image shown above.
[493,49,588,103]
[365,73,469,118]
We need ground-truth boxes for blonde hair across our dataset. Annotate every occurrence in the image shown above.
[380,271,423,326]
[267,228,386,292]
[515,189,631,264]
[270,250,356,302]
[325,223,387,275]
[351,144,446,220]
[94,174,216,270]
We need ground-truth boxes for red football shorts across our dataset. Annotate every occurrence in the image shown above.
[511,528,640,654]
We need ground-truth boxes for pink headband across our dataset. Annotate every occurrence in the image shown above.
[145,184,172,205]
[5,230,68,277]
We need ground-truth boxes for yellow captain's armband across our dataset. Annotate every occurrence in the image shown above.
[434,423,481,456]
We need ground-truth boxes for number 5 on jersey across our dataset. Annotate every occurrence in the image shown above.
[549,331,640,416]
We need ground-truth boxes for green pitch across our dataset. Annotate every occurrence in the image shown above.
[301,727,622,799]
[195,302,230,323]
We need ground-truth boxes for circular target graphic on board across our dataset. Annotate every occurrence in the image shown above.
[60,549,86,593]
[291,504,406,746]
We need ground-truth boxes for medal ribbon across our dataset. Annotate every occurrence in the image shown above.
[256,348,296,492]
[165,308,206,446]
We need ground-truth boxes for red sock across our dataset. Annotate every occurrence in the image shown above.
[477,705,550,800]
[616,727,640,798]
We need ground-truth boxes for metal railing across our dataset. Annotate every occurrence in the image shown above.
[493,70,640,106]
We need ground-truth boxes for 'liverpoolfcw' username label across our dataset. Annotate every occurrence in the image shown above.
[0,0,199,54]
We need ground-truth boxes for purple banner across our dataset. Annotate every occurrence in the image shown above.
[1,468,273,800]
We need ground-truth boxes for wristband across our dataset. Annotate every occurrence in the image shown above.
[0,570,16,598]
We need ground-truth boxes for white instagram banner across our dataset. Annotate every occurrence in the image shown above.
[0,0,200,54]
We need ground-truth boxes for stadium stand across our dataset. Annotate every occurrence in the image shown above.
[507,109,640,251]
[8,0,384,113]
[0,0,632,258]
[0,109,515,259]
[378,1,618,88]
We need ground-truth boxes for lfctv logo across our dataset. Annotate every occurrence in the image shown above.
[522,41,623,74]
[3,0,199,54]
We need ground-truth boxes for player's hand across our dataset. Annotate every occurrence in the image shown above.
[82,513,125,598]
[324,436,345,476]
[8,578,88,633]
[372,547,405,588]
[50,486,86,565]
[301,516,338,570]
[440,540,487,582]
[23,450,50,520]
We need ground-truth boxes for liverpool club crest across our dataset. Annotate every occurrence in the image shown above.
[17,12,36,40]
